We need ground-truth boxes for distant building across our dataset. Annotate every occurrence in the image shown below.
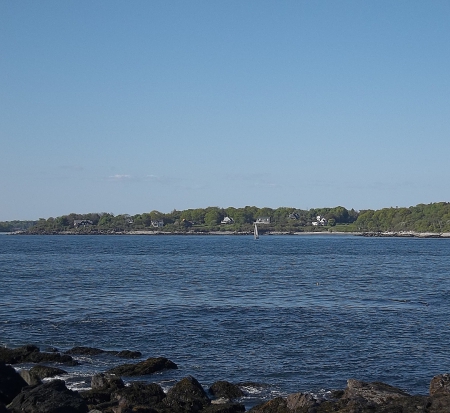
[312,215,328,226]
[221,216,234,224]
[256,217,271,224]
[289,213,300,220]
[151,220,164,228]
[73,220,93,228]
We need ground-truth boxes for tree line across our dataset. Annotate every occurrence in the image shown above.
[1,202,449,233]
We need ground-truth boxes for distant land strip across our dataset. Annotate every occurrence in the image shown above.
[2,202,450,235]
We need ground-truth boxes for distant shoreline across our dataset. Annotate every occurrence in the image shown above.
[6,230,450,238]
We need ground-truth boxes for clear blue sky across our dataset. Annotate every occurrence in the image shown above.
[1,1,449,220]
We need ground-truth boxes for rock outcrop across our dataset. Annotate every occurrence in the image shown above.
[0,362,28,405]
[65,346,142,359]
[0,345,77,366]
[106,357,177,376]
[7,379,88,413]
[209,381,244,400]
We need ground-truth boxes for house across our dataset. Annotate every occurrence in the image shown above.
[256,217,271,224]
[151,220,164,228]
[221,216,234,224]
[289,213,300,220]
[73,220,93,228]
[312,215,328,226]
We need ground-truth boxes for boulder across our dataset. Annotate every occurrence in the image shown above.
[0,362,28,404]
[286,392,317,410]
[7,379,88,413]
[91,373,124,391]
[163,376,211,412]
[116,350,142,359]
[248,396,289,413]
[65,347,141,359]
[203,403,246,413]
[107,357,177,376]
[18,370,42,387]
[209,381,244,400]
[428,394,450,413]
[114,382,166,407]
[341,379,409,405]
[430,373,450,396]
[0,345,77,366]
[79,374,124,410]
[66,347,106,356]
[29,365,67,379]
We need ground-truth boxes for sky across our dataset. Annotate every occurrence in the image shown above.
[1,1,449,220]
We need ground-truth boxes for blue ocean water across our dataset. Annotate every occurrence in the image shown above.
[1,234,450,404]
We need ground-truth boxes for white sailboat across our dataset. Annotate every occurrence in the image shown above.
[254,222,259,240]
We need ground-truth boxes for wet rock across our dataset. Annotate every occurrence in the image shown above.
[430,373,450,396]
[107,357,177,376]
[80,374,124,410]
[18,370,42,387]
[248,396,289,413]
[0,345,77,366]
[91,373,124,391]
[341,379,409,405]
[209,381,244,400]
[116,350,142,359]
[286,392,317,410]
[7,379,88,413]
[0,362,28,405]
[114,382,166,407]
[29,365,67,379]
[66,347,106,356]
[65,347,141,359]
[163,376,211,412]
[203,403,246,413]
[428,394,450,412]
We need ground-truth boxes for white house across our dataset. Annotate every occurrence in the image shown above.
[312,215,328,226]
[256,217,271,224]
[221,216,234,224]
[151,220,164,228]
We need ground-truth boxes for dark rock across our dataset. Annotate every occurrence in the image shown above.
[203,403,246,413]
[341,379,409,405]
[66,346,106,356]
[430,373,450,396]
[107,357,177,376]
[0,362,28,404]
[428,394,450,413]
[114,382,166,407]
[91,373,124,391]
[286,392,317,410]
[29,365,67,379]
[18,370,42,387]
[0,402,10,413]
[209,381,244,400]
[248,396,289,413]
[116,350,142,359]
[7,379,88,413]
[0,345,77,366]
[163,376,211,412]
[0,345,40,364]
[79,374,124,410]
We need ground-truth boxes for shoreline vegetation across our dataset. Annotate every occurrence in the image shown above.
[2,202,450,237]
[1,344,450,413]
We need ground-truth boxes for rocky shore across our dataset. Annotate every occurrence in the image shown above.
[1,344,450,413]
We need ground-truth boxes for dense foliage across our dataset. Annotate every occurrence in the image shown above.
[0,220,37,232]
[354,202,450,233]
[1,202,449,233]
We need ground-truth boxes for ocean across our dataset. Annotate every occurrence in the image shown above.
[1,234,449,406]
